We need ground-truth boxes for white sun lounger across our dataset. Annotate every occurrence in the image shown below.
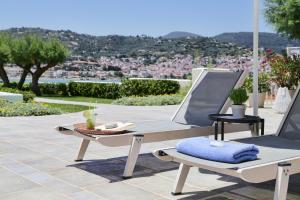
[153,86,300,200]
[57,68,250,178]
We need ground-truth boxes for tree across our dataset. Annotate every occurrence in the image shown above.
[11,35,68,95]
[30,38,69,95]
[10,35,36,89]
[265,0,300,40]
[0,34,12,87]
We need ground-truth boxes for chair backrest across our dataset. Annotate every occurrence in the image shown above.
[277,86,300,139]
[172,68,246,127]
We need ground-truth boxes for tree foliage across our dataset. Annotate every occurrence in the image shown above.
[10,35,36,89]
[28,37,69,95]
[1,35,69,95]
[265,0,300,39]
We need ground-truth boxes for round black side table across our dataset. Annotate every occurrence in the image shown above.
[208,114,264,141]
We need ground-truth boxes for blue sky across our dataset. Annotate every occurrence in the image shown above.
[0,0,274,37]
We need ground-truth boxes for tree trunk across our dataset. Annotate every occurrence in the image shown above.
[0,65,10,87]
[30,66,52,96]
[31,74,41,96]
[17,70,28,90]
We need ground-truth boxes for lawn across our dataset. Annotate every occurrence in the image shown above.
[41,103,92,113]
[41,96,114,104]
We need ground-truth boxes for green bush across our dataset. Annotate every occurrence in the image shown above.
[39,83,68,96]
[243,72,271,93]
[112,95,183,106]
[229,88,249,105]
[20,83,31,91]
[0,102,62,117]
[0,99,10,107]
[0,87,36,102]
[119,79,180,97]
[68,82,120,99]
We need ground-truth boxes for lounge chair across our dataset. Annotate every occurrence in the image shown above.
[153,85,300,200]
[57,68,249,178]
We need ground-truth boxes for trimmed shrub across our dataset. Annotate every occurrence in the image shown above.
[39,83,68,96]
[0,102,62,117]
[112,95,183,106]
[91,83,120,99]
[68,82,120,99]
[0,87,36,102]
[119,79,180,97]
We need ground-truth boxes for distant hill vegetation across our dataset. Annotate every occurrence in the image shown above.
[1,27,248,59]
[214,32,300,53]
[162,31,201,39]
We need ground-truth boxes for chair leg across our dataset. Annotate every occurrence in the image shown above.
[75,139,90,161]
[172,163,191,195]
[122,135,144,179]
[273,162,291,200]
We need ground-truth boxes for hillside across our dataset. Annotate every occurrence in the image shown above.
[1,27,248,59]
[162,31,201,39]
[214,32,300,52]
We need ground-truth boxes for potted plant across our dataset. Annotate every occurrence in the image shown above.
[286,57,300,97]
[83,106,97,129]
[269,55,295,113]
[243,72,271,108]
[229,88,249,118]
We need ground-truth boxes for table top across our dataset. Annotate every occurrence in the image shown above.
[208,114,263,123]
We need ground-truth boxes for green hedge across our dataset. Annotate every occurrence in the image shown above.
[1,79,181,100]
[68,82,120,99]
[0,87,36,102]
[119,79,180,97]
[113,95,183,106]
[39,83,68,96]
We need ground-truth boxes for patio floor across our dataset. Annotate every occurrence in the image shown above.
[1,103,299,200]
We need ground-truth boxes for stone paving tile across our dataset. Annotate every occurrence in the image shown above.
[0,187,71,200]
[200,192,251,200]
[23,171,55,185]
[0,145,46,163]
[0,158,85,197]
[68,158,140,183]
[124,174,204,200]
[0,158,37,175]
[121,153,179,173]
[85,181,161,200]
[22,157,70,173]
[158,167,242,191]
[0,141,27,155]
[42,178,84,196]
[49,167,112,187]
[0,167,39,197]
[231,186,300,200]
[69,190,107,200]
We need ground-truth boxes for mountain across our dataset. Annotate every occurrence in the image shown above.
[214,32,300,53]
[1,27,248,59]
[162,31,201,39]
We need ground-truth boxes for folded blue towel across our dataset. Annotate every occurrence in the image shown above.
[176,137,259,164]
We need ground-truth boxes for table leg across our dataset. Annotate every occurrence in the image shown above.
[221,122,224,141]
[261,119,265,136]
[214,122,218,140]
[256,122,260,136]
